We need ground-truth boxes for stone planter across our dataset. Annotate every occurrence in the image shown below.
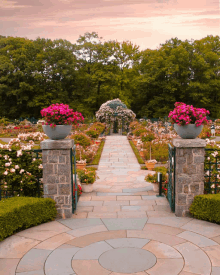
[152,182,159,192]
[76,163,86,170]
[145,162,156,170]
[42,125,72,140]
[81,183,93,193]
[174,124,203,139]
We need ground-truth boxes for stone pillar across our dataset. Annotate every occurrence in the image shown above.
[173,138,206,217]
[41,139,74,219]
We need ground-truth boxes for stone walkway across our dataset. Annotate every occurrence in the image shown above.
[1,136,220,275]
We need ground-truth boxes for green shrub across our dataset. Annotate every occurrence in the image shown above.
[141,132,156,142]
[145,166,167,183]
[143,142,168,162]
[85,129,99,139]
[189,194,220,223]
[72,133,91,148]
[129,140,144,164]
[77,167,97,184]
[0,197,57,241]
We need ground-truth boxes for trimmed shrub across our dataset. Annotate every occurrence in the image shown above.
[189,194,220,224]
[0,197,57,241]
[72,133,91,148]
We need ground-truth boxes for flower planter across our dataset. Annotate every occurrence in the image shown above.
[174,124,203,139]
[81,184,93,193]
[76,163,86,170]
[42,125,72,140]
[152,182,159,192]
[145,162,156,170]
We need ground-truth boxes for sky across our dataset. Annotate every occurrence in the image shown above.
[0,0,220,50]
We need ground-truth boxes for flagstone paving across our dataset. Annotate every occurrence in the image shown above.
[0,135,220,275]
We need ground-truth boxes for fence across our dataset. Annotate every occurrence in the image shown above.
[204,148,220,194]
[0,149,43,200]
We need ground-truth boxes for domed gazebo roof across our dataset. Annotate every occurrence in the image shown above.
[106,99,127,111]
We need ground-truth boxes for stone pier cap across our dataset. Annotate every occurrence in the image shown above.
[173,138,206,148]
[41,139,74,150]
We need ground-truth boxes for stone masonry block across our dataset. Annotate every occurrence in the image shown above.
[65,196,71,204]
[58,184,71,195]
[42,154,48,163]
[186,153,193,165]
[58,164,69,175]
[177,157,186,165]
[46,175,59,184]
[48,155,59,163]
[59,175,66,183]
[59,156,66,164]
[64,208,72,219]
[177,175,193,185]
[54,196,65,204]
[193,148,205,155]
[176,148,184,157]
[61,150,69,155]
[43,164,54,174]
[184,185,189,193]
[44,184,57,195]
[177,193,187,205]
[194,155,204,164]
[183,165,197,175]
[190,184,200,193]
[196,164,204,174]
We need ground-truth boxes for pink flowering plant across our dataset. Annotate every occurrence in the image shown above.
[40,103,84,128]
[168,102,210,127]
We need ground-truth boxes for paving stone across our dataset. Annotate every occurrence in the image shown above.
[87,212,118,218]
[74,206,94,213]
[178,272,198,275]
[174,242,212,275]
[73,241,112,260]
[0,259,19,275]
[143,224,185,236]
[212,267,220,275]
[110,272,147,275]
[118,211,148,218]
[72,212,88,218]
[103,201,130,206]
[93,206,121,212]
[72,260,111,275]
[147,216,192,228]
[44,244,80,275]
[102,218,148,230]
[143,240,182,259]
[146,211,176,217]
[106,238,150,248]
[34,232,74,250]
[97,192,133,196]
[16,249,51,273]
[122,205,154,211]
[67,230,127,247]
[142,196,158,200]
[92,196,116,201]
[177,231,219,248]
[77,201,104,207]
[15,221,70,241]
[67,225,108,237]
[130,200,156,206]
[147,258,184,275]
[212,235,220,244]
[99,247,157,273]
[127,230,187,246]
[117,195,142,200]
[16,270,45,275]
[58,218,103,230]
[153,205,171,211]
[123,187,153,193]
[203,245,220,266]
[181,219,220,238]
[0,235,40,259]
[78,196,91,201]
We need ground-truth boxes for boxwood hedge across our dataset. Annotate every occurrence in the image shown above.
[0,197,57,241]
[189,194,220,224]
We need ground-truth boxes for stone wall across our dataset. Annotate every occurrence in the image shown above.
[41,139,74,219]
[173,138,206,217]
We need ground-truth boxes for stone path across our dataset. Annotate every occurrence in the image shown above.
[0,136,220,275]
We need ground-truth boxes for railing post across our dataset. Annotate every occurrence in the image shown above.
[173,138,206,217]
[41,139,74,219]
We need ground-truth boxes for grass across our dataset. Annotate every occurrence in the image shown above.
[89,140,105,165]
[129,140,145,164]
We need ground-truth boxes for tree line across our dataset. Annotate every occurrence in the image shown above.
[0,32,220,119]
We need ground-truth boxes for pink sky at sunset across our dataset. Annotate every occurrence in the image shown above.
[0,0,219,50]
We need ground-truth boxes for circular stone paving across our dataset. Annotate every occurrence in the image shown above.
[99,247,157,273]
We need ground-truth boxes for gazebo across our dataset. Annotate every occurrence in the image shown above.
[95,99,136,135]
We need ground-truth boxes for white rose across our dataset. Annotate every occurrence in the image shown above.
[15,165,19,169]
[19,169,25,174]
[5,163,11,167]
[3,171,8,175]
[10,168,15,173]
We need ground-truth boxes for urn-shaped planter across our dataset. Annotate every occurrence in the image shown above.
[76,163,86,170]
[81,184,93,193]
[42,125,72,140]
[174,124,203,139]
[145,162,156,170]
[152,182,159,192]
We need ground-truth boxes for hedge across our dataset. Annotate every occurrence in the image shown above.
[189,194,220,224]
[0,197,57,241]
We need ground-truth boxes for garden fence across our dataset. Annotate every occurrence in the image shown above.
[204,148,220,194]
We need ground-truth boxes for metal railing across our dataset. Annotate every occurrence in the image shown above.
[204,148,220,194]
